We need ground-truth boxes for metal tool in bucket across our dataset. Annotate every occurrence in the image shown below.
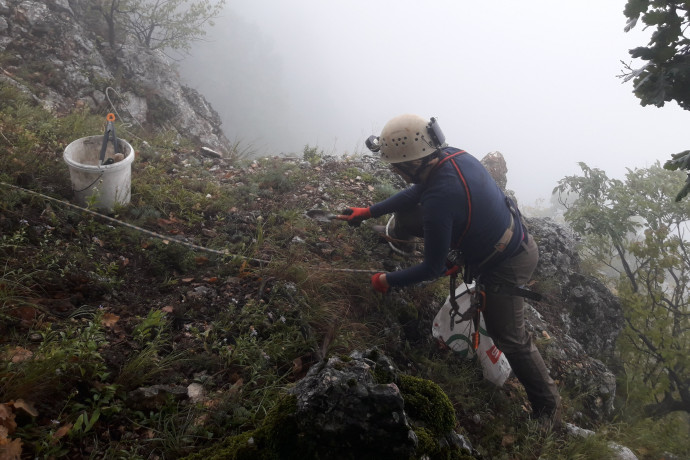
[99,113,119,165]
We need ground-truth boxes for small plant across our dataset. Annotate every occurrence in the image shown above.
[255,160,298,195]
[0,227,29,253]
[147,93,178,125]
[340,167,375,184]
[84,187,103,210]
[373,182,399,203]
[93,260,123,289]
[302,144,323,165]
[133,309,169,346]
[0,310,109,403]
[69,382,120,438]
[142,240,195,276]
[117,343,187,391]
[228,140,257,161]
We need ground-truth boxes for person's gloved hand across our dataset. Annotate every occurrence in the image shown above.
[444,251,464,276]
[337,207,371,227]
[371,272,390,293]
[444,265,460,276]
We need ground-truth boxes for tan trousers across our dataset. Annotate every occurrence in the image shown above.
[480,236,561,416]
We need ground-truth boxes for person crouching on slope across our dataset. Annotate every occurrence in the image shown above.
[338,114,561,427]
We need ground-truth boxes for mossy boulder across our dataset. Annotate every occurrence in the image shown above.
[183,349,477,460]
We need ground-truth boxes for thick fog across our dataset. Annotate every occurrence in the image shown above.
[178,1,689,206]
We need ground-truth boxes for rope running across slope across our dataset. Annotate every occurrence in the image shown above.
[0,182,380,274]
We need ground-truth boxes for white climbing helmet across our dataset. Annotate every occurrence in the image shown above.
[378,114,445,163]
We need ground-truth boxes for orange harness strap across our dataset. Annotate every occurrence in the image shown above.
[432,151,471,248]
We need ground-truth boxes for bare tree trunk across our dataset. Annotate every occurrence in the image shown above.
[643,391,690,418]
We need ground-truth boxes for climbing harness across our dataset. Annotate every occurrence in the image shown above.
[446,266,542,351]
[447,270,485,350]
[436,150,526,271]
[431,150,471,246]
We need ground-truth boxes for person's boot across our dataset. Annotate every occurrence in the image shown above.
[504,348,562,431]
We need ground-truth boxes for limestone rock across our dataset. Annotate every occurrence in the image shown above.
[480,151,509,191]
[0,0,231,153]
[525,216,624,420]
[288,349,477,459]
[529,217,624,359]
[289,353,416,458]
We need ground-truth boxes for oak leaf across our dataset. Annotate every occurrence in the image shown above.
[0,404,17,433]
[8,347,32,363]
[10,400,37,417]
[52,423,73,442]
[101,312,120,328]
[0,437,22,459]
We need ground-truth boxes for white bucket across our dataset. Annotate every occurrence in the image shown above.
[63,135,135,211]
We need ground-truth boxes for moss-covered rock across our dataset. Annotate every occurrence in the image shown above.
[183,350,477,460]
[398,374,456,434]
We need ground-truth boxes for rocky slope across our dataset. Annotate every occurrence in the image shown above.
[0,1,633,456]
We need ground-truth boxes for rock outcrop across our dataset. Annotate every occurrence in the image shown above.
[481,151,508,191]
[187,349,477,460]
[523,217,622,421]
[529,217,623,359]
[0,0,231,153]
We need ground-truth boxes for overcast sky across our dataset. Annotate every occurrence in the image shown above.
[179,0,689,207]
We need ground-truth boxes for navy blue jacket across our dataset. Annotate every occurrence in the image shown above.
[369,147,525,287]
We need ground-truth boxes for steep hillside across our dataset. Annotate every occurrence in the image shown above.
[1,80,645,458]
[3,2,683,458]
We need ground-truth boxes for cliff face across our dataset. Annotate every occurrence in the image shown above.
[0,0,231,153]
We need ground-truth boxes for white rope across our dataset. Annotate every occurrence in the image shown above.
[0,182,380,274]
[384,215,417,257]
[105,87,137,129]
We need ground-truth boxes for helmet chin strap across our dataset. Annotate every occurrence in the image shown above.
[393,150,440,184]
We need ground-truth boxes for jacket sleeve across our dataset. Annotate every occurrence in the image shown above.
[385,200,453,287]
[369,185,423,218]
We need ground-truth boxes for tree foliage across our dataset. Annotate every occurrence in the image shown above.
[121,0,226,52]
[555,162,690,418]
[622,1,690,201]
[554,163,640,289]
[90,0,225,53]
[663,149,690,201]
[622,0,690,110]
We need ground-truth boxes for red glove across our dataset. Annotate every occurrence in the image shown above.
[338,207,372,227]
[444,253,464,276]
[444,265,460,276]
[371,272,390,293]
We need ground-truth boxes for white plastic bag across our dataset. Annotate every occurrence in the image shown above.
[431,285,512,386]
